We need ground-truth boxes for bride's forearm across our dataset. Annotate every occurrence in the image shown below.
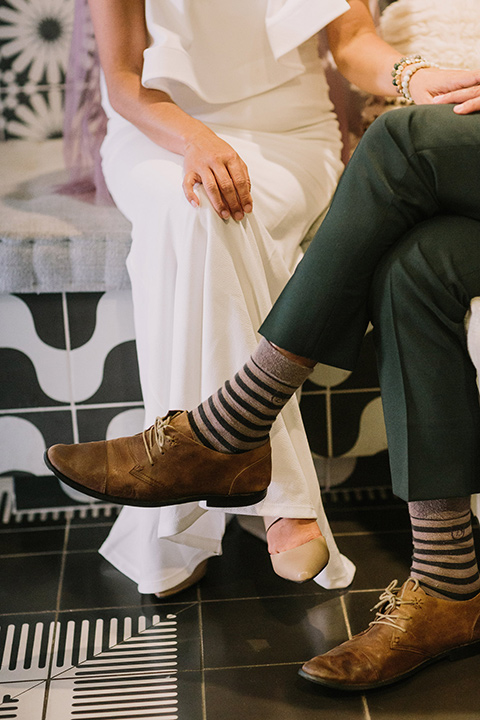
[104,69,211,155]
[326,0,401,97]
[88,0,209,155]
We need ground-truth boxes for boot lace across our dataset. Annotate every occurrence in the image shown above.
[142,415,174,465]
[369,579,419,633]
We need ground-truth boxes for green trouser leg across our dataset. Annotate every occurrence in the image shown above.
[369,216,480,501]
[260,104,480,369]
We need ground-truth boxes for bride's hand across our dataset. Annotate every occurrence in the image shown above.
[182,127,253,220]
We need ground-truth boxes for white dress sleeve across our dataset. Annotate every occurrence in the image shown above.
[142,0,350,104]
[266,0,350,59]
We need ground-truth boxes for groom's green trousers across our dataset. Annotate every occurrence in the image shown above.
[259,105,480,501]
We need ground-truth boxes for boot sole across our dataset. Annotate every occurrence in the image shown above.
[298,639,480,692]
[44,451,267,509]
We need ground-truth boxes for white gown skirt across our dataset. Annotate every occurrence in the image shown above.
[98,67,356,593]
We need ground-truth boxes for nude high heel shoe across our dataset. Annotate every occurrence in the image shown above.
[266,518,330,583]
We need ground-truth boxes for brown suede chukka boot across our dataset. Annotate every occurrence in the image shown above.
[44,411,271,508]
[299,578,480,691]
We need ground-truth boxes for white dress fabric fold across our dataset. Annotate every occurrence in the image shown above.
[98,4,356,594]
[142,0,349,103]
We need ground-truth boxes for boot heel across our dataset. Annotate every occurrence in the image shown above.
[206,489,267,508]
[448,640,480,661]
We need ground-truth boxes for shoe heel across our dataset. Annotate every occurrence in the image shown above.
[448,640,480,661]
[206,489,267,508]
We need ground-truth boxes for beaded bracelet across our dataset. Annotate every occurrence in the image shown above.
[392,55,423,92]
[391,55,437,103]
[400,61,431,102]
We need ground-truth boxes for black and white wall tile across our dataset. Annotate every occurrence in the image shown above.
[0,0,73,139]
[0,289,144,521]
[0,0,390,516]
[0,285,387,519]
[301,328,387,487]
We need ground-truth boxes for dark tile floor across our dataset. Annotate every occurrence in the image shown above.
[1,455,480,720]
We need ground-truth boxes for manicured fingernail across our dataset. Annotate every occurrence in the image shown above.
[234,212,244,221]
[244,204,252,213]
[221,210,230,219]
[191,200,199,208]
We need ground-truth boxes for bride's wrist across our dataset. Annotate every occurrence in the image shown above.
[392,55,438,103]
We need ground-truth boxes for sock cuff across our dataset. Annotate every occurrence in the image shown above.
[252,337,313,389]
[408,497,471,520]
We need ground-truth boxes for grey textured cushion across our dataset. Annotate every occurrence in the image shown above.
[0,139,132,293]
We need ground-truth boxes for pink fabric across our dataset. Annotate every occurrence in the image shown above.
[61,0,111,204]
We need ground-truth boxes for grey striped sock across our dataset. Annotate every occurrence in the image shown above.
[409,498,480,601]
[188,338,313,453]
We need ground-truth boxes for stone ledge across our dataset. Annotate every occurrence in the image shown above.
[0,139,132,293]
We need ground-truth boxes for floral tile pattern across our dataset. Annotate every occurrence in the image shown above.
[0,0,73,139]
[0,0,73,85]
[2,84,64,139]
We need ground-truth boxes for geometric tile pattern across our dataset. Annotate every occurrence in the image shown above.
[0,602,202,718]
[0,683,45,720]
[0,287,388,516]
[1,611,183,719]
[301,327,385,460]
[1,473,479,720]
[0,289,144,518]
[1,617,55,683]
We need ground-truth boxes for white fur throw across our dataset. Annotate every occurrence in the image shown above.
[380,0,480,70]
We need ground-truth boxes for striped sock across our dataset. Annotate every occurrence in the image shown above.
[188,338,313,453]
[409,498,480,601]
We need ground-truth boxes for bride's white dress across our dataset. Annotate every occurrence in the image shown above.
[98,0,356,594]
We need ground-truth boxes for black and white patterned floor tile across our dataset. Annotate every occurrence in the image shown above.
[0,682,45,720]
[0,607,202,719]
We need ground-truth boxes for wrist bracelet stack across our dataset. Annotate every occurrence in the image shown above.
[392,55,437,103]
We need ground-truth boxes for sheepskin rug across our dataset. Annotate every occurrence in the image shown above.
[379,0,480,69]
